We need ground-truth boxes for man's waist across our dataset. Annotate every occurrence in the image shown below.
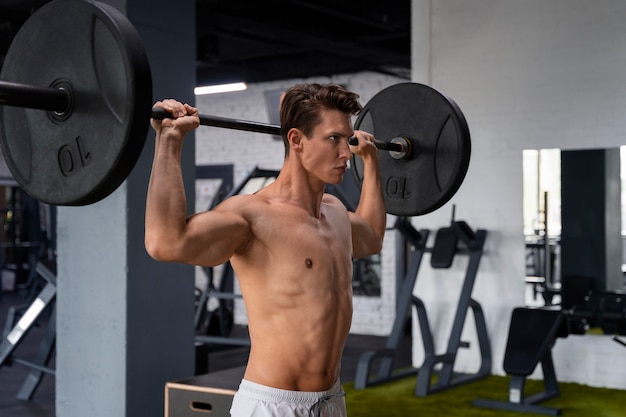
[243,362,340,392]
[237,378,343,400]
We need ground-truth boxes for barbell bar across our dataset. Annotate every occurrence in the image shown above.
[0,0,471,216]
[0,80,70,113]
[149,107,408,155]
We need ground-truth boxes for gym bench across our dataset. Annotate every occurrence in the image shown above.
[473,307,569,416]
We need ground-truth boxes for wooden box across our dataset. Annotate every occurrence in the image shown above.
[165,366,245,417]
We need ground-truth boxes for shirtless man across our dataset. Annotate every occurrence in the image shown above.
[145,83,386,416]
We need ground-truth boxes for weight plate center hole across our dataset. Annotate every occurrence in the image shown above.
[48,79,75,123]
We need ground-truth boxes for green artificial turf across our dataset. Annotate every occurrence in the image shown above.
[343,375,624,417]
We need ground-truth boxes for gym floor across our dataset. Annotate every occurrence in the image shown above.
[0,290,413,417]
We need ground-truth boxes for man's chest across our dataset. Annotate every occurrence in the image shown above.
[254,208,350,254]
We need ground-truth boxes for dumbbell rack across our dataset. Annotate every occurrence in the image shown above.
[354,216,491,397]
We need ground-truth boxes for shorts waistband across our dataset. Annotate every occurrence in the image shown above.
[236,379,344,404]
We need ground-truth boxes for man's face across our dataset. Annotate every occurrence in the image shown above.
[300,109,353,185]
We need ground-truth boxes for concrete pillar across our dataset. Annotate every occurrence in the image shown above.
[411,0,431,84]
[56,1,197,416]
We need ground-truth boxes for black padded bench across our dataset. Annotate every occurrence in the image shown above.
[473,307,569,416]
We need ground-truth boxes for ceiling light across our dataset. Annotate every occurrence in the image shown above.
[194,82,247,95]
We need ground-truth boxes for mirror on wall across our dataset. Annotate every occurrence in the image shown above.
[523,147,626,335]
[523,148,562,305]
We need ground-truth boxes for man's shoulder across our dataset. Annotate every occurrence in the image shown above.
[322,192,348,210]
[218,193,268,211]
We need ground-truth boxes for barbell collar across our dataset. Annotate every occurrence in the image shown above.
[389,137,412,160]
[0,80,70,113]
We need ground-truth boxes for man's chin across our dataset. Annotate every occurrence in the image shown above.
[327,174,344,185]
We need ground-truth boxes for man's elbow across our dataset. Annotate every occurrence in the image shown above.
[145,238,164,261]
[145,234,175,262]
[370,239,384,256]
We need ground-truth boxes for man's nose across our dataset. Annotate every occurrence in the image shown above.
[339,139,352,159]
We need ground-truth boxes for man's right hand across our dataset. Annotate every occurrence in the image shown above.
[150,99,200,137]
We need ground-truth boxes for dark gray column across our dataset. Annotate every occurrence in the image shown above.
[56,1,197,416]
[560,148,622,292]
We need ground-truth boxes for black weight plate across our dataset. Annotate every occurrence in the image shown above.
[0,0,152,205]
[351,83,471,217]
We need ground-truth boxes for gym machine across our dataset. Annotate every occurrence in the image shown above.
[354,210,491,397]
[473,307,570,416]
[474,286,625,415]
[0,262,57,399]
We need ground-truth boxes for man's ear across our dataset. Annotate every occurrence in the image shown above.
[288,128,303,153]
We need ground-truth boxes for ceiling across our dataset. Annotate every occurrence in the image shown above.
[0,0,411,86]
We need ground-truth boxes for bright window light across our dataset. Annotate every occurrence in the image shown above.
[194,82,247,95]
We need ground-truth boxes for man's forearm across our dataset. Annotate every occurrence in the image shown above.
[145,134,188,258]
[355,155,386,242]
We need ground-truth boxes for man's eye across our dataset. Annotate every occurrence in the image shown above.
[329,135,338,141]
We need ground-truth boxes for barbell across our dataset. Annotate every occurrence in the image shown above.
[0,0,471,217]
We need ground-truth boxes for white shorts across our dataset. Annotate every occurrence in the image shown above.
[230,378,347,417]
